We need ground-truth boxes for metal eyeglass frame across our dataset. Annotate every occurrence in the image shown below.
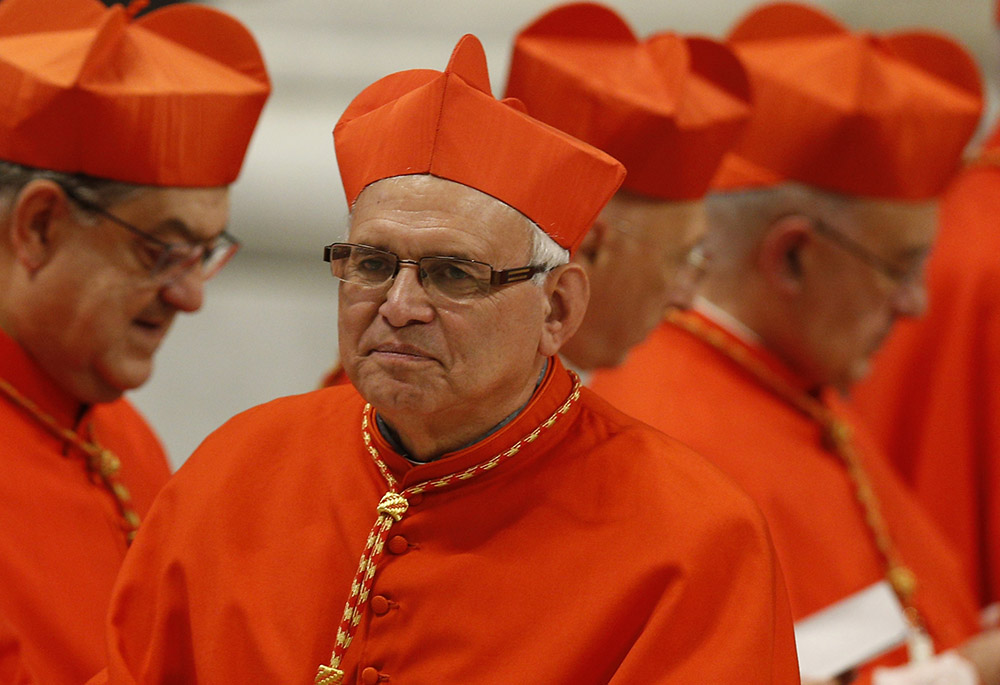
[809,218,914,285]
[322,242,549,297]
[58,182,239,281]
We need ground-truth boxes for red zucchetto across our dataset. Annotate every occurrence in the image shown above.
[505,2,752,201]
[0,0,270,187]
[333,34,626,254]
[713,2,982,200]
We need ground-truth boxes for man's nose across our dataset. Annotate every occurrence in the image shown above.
[159,265,206,313]
[378,262,434,326]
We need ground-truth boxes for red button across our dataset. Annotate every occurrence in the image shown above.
[361,666,380,684]
[370,595,390,616]
[387,536,409,554]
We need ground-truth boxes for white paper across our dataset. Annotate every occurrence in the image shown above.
[795,580,910,680]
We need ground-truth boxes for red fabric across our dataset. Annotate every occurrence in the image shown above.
[505,3,751,200]
[0,0,270,186]
[591,315,981,678]
[0,613,33,685]
[0,329,171,684]
[712,2,982,199]
[93,358,800,683]
[334,35,625,254]
[852,139,1000,607]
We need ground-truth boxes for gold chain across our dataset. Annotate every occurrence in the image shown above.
[316,372,582,684]
[666,310,926,631]
[0,377,141,543]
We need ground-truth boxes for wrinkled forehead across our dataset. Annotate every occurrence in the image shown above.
[348,174,534,258]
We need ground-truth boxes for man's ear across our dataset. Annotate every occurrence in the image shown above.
[8,180,68,272]
[757,215,813,295]
[538,262,589,358]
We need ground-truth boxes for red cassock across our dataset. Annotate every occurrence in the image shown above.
[92,358,800,684]
[852,133,1000,608]
[0,330,171,684]
[591,313,981,679]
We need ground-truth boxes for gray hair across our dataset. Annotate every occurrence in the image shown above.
[0,160,143,222]
[704,183,855,268]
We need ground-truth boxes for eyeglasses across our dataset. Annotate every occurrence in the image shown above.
[673,242,710,291]
[323,242,549,301]
[810,218,921,286]
[59,184,239,282]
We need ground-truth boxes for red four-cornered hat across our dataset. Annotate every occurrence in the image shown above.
[333,34,626,255]
[0,0,271,186]
[713,2,983,200]
[506,2,752,201]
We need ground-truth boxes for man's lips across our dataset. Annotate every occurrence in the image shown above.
[131,317,172,346]
[368,343,437,362]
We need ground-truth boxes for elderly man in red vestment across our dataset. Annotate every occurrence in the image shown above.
[592,3,999,684]
[91,34,800,684]
[319,3,751,387]
[0,0,270,682]
[851,1,1000,615]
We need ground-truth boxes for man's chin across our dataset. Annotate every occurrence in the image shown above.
[840,359,873,394]
[355,370,441,414]
[95,360,155,401]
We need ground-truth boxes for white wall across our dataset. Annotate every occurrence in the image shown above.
[132,0,1000,467]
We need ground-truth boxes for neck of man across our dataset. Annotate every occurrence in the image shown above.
[698,279,828,391]
[376,359,548,462]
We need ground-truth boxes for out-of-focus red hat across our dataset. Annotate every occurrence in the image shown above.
[506,2,752,201]
[333,34,625,254]
[0,0,270,187]
[713,2,982,200]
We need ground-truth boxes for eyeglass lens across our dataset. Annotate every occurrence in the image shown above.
[329,244,497,299]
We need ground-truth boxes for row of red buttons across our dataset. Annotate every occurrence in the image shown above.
[360,533,413,681]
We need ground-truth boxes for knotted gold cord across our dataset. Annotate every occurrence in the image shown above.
[0,376,141,543]
[315,373,582,684]
[666,310,928,635]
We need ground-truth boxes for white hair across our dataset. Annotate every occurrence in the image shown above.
[527,219,569,284]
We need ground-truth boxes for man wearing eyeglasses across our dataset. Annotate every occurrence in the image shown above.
[592,4,1000,684]
[317,5,751,389]
[503,3,752,374]
[91,34,800,684]
[0,0,269,682]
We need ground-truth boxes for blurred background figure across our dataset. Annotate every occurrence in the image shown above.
[851,0,1000,621]
[503,2,751,373]
[591,3,999,683]
[0,0,269,681]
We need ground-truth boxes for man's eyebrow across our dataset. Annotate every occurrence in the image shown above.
[355,241,480,262]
